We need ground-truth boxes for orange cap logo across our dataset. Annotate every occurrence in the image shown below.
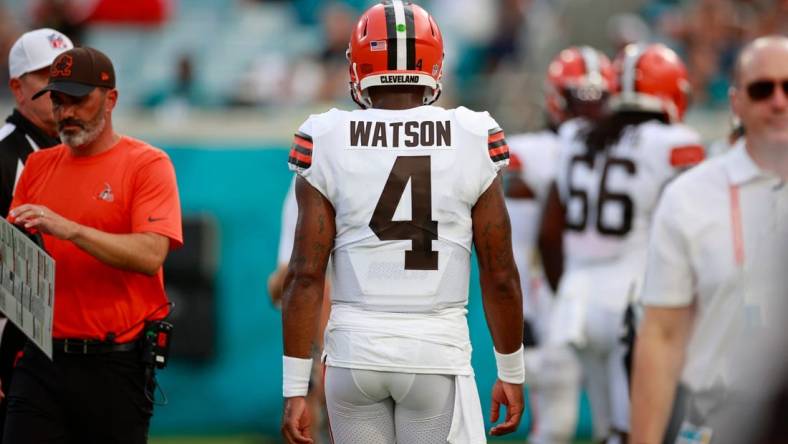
[51,55,73,77]
[100,72,110,81]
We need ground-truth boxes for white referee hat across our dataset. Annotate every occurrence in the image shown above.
[8,28,73,79]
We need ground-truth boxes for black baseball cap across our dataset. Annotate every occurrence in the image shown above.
[32,46,115,100]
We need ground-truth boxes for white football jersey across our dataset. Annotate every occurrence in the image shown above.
[504,130,561,327]
[556,119,704,270]
[508,130,563,203]
[289,105,509,374]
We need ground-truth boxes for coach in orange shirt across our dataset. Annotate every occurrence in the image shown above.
[3,47,182,443]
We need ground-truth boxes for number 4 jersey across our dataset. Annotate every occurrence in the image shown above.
[288,105,508,374]
[556,119,705,270]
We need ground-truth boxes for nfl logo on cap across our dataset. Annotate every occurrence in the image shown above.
[48,33,68,49]
[8,28,74,78]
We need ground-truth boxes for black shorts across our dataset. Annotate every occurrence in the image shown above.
[3,342,154,444]
[0,321,27,441]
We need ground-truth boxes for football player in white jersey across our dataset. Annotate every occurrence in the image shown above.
[539,43,705,444]
[280,2,525,443]
[505,46,613,444]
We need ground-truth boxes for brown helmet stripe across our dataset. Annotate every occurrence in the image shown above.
[383,1,398,70]
[404,2,416,70]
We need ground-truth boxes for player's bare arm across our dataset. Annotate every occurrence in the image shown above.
[282,176,335,359]
[474,176,523,352]
[631,305,694,443]
[10,204,169,275]
[538,182,565,293]
[472,175,525,436]
[503,168,536,200]
[281,176,335,444]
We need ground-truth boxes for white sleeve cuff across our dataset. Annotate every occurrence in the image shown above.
[494,345,525,384]
[283,356,313,397]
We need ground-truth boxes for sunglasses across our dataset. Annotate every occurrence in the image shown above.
[746,79,788,101]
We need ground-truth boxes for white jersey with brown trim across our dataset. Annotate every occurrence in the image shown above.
[556,119,704,269]
[289,106,507,313]
[507,130,563,203]
[505,130,561,323]
[289,105,509,374]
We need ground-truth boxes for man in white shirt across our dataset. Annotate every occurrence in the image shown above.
[631,35,788,443]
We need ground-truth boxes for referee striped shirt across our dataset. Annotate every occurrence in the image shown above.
[0,109,59,216]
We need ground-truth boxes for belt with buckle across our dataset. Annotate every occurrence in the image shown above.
[54,338,138,354]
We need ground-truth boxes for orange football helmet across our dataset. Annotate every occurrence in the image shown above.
[545,46,614,124]
[610,43,690,122]
[347,0,444,108]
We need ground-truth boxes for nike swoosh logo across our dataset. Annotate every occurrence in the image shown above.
[148,217,166,222]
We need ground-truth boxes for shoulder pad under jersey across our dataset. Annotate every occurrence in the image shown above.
[288,108,344,174]
[640,121,705,169]
[454,106,510,170]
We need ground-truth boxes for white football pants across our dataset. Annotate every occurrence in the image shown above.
[578,300,631,442]
[524,345,582,444]
[324,366,455,444]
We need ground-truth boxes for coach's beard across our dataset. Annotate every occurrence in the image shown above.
[58,112,106,149]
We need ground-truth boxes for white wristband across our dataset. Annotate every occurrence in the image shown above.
[283,356,313,397]
[494,345,525,384]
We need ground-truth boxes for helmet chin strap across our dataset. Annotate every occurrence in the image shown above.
[423,83,441,105]
[349,85,368,109]
[349,62,373,109]
[425,64,444,105]
[663,100,680,123]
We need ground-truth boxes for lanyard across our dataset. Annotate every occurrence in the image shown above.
[728,184,745,267]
